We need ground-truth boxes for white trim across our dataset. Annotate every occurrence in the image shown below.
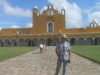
[94,36,100,40]
[51,10,53,15]
[62,10,65,15]
[78,37,86,40]
[86,37,94,40]
[4,39,10,42]
[47,21,54,33]
[10,39,17,42]
[34,6,38,9]
[47,10,53,16]
[70,37,78,41]
[47,10,51,16]
[49,5,52,9]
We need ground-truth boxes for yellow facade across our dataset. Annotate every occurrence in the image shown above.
[0,4,100,46]
[30,5,66,34]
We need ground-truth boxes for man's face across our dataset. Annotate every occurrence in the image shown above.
[61,37,65,42]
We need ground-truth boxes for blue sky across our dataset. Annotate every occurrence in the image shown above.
[0,0,100,29]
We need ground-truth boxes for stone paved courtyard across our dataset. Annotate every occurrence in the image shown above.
[0,46,100,75]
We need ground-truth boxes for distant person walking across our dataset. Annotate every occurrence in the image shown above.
[43,43,48,51]
[39,43,44,54]
[55,34,71,75]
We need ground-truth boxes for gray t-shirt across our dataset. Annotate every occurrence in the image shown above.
[56,42,71,61]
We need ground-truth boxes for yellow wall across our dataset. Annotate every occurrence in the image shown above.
[30,5,66,34]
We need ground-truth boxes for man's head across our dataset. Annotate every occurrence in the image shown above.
[60,34,67,42]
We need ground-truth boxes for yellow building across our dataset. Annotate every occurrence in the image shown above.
[0,4,100,46]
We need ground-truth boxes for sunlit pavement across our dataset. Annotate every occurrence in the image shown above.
[0,46,100,75]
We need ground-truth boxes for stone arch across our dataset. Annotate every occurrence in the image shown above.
[46,38,52,46]
[19,39,25,46]
[78,37,85,45]
[10,39,17,46]
[32,39,38,46]
[86,37,93,45]
[53,38,59,46]
[25,39,32,46]
[0,39,3,46]
[94,37,100,45]
[4,39,10,46]
[70,38,77,45]
[64,38,70,42]
[39,38,45,44]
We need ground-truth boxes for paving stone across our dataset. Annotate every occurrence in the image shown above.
[0,46,100,75]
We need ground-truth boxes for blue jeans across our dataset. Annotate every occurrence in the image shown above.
[55,59,68,75]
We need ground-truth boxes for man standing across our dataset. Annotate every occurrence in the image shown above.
[55,34,71,75]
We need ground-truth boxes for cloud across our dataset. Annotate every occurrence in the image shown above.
[26,23,33,28]
[40,6,47,13]
[11,23,33,28]
[0,0,32,17]
[0,24,21,29]
[12,25,21,28]
[88,12,100,24]
[48,0,83,28]
[86,0,100,25]
[95,1,100,10]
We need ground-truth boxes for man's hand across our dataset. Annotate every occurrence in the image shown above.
[68,49,71,63]
[68,58,71,63]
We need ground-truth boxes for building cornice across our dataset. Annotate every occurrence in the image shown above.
[0,32,100,36]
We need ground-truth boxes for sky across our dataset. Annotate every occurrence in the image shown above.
[0,0,100,29]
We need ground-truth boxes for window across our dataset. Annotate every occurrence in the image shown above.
[47,22,54,32]
[61,10,65,15]
[49,5,52,9]
[47,10,51,16]
[34,10,36,13]
[48,23,53,32]
[51,10,53,15]
[61,9,65,15]
[47,10,53,16]
[90,24,93,27]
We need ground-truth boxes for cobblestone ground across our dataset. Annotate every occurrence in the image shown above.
[0,46,100,75]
